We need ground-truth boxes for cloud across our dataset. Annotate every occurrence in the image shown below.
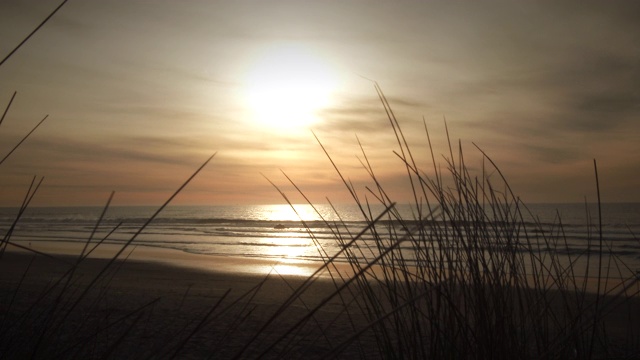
[316,95,426,135]
[4,136,196,171]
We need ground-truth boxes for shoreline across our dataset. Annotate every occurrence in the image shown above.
[4,238,334,278]
[5,238,638,295]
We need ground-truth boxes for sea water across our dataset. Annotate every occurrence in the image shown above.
[1,203,639,276]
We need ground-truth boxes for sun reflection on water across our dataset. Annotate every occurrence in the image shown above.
[256,204,321,222]
[263,242,309,259]
[245,204,329,262]
[270,258,317,277]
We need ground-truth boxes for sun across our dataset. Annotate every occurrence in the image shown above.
[244,44,338,129]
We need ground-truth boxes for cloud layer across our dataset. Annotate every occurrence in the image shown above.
[0,1,638,205]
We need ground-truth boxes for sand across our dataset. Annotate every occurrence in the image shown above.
[1,241,639,358]
[0,242,377,359]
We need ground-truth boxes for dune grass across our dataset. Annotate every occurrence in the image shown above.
[240,84,640,359]
[2,7,640,357]
[2,83,640,358]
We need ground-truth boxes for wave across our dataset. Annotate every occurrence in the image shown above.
[2,204,639,272]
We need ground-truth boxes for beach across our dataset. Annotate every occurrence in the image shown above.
[1,240,639,359]
[0,243,378,359]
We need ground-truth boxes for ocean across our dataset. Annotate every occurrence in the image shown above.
[1,203,639,277]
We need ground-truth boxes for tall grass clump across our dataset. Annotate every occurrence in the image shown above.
[251,84,640,359]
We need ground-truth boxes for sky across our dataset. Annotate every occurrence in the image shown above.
[0,0,639,207]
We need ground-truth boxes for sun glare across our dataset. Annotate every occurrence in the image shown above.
[244,44,338,129]
[258,204,321,221]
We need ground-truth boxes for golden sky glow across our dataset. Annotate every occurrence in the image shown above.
[0,1,639,206]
